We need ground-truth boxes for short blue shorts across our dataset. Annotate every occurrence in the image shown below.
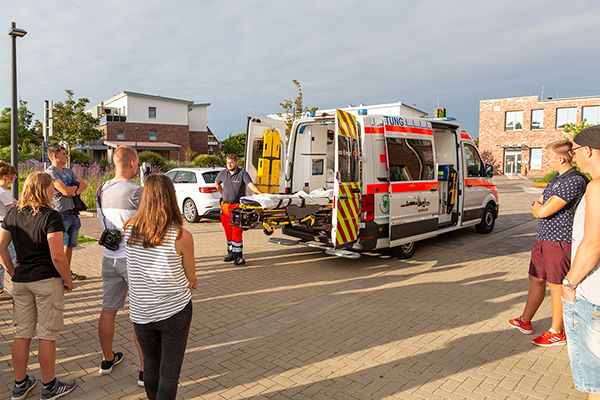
[563,295,600,393]
[61,213,81,248]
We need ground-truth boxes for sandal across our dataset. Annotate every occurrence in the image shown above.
[71,272,87,280]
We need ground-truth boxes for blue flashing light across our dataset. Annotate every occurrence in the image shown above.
[358,109,368,115]
[307,112,316,117]
[430,116,457,121]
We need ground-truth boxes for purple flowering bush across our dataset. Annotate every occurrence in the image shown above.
[18,162,114,209]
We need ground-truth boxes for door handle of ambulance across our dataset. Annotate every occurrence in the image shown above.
[467,183,473,187]
[430,187,438,192]
[339,195,348,200]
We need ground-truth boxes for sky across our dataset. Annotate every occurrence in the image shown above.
[2,0,600,140]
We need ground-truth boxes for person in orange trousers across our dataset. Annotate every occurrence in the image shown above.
[215,154,261,265]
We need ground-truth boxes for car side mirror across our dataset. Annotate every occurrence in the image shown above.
[485,164,494,178]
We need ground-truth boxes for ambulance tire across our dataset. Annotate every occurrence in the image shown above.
[391,242,416,259]
[183,199,201,223]
[475,203,496,234]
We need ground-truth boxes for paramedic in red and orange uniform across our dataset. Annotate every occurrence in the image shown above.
[215,154,261,265]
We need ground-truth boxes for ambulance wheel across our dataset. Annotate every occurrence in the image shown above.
[183,199,200,223]
[476,203,496,234]
[391,242,415,259]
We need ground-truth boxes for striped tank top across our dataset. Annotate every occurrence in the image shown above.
[125,225,192,324]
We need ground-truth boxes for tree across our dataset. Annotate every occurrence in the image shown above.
[0,100,39,149]
[278,79,317,134]
[50,89,101,157]
[221,133,246,158]
[563,120,590,141]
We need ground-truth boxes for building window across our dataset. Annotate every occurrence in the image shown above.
[148,130,157,141]
[386,138,435,181]
[505,111,523,130]
[556,107,577,128]
[530,148,543,170]
[148,107,157,118]
[582,106,600,126]
[531,110,544,129]
[116,129,125,141]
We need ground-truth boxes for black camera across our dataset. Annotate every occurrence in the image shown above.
[99,229,123,251]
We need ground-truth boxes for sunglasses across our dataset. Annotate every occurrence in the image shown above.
[568,145,586,158]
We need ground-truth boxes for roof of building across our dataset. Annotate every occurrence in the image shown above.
[104,141,182,150]
[101,91,210,107]
[481,94,600,102]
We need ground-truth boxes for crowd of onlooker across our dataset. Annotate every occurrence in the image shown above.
[1,145,197,400]
[2,126,600,399]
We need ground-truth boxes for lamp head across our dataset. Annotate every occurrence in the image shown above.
[8,22,27,38]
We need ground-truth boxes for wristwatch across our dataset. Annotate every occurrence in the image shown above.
[562,278,577,289]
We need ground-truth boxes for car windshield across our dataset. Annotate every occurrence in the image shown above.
[202,171,220,184]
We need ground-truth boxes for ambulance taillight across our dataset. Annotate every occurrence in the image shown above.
[361,194,374,222]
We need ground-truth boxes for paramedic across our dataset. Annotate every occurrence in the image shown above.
[508,140,587,347]
[215,154,261,265]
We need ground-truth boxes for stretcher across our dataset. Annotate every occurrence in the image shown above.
[230,189,333,235]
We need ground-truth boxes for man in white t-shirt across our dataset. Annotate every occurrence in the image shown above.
[96,146,145,387]
[0,161,17,299]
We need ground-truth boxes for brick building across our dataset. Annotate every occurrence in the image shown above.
[479,95,600,176]
[84,91,220,161]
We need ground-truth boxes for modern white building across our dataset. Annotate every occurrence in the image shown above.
[84,91,220,161]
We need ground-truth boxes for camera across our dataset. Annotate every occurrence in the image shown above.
[99,229,123,251]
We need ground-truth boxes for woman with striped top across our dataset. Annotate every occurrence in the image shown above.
[124,175,197,400]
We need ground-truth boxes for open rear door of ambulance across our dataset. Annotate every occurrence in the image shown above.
[245,117,287,194]
[331,109,362,248]
[384,117,439,255]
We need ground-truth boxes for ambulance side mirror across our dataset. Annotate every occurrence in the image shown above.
[485,164,494,178]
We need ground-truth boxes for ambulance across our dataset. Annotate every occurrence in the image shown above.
[243,107,499,259]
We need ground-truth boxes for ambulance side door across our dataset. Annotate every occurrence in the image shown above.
[385,119,439,246]
[331,109,362,248]
[461,141,487,222]
[245,117,287,194]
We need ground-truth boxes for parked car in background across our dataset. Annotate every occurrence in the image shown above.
[165,167,224,223]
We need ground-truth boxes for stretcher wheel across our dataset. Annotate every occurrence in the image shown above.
[263,227,274,236]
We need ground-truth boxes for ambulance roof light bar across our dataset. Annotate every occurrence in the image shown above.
[429,116,457,121]
[358,109,368,115]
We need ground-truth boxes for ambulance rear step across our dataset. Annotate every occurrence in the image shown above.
[268,237,361,259]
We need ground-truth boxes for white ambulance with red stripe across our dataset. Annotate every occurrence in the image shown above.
[245,108,498,258]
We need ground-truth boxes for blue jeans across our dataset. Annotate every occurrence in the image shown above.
[563,295,600,393]
[61,213,81,248]
[0,242,16,289]
[134,301,192,400]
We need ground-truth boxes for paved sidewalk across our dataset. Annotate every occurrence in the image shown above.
[0,178,584,399]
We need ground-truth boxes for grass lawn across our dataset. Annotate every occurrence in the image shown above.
[77,235,97,244]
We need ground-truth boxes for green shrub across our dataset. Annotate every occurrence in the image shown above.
[534,171,558,184]
[98,158,110,169]
[138,151,167,169]
[69,150,92,165]
[193,154,224,167]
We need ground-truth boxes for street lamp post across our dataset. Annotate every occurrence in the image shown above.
[8,21,27,199]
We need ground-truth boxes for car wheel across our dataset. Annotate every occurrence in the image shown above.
[391,242,416,259]
[476,203,496,234]
[183,199,200,223]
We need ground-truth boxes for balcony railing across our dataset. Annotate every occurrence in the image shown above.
[99,115,127,124]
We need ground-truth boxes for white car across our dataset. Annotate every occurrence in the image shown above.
[165,167,224,223]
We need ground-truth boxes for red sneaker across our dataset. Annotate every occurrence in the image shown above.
[508,317,534,334]
[532,331,566,347]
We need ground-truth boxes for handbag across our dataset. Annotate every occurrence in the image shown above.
[72,194,88,212]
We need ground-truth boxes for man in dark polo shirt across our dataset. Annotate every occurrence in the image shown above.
[215,154,261,265]
[508,140,587,347]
